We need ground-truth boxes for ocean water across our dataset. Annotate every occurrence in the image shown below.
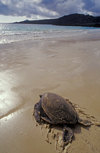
[0,23,100,44]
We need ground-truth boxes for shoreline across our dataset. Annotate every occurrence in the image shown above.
[1,23,100,45]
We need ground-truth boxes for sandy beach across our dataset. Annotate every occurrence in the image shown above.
[0,35,100,153]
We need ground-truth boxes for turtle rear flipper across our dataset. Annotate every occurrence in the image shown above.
[62,126,73,150]
[78,118,92,126]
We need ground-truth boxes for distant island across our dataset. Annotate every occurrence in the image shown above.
[15,13,100,27]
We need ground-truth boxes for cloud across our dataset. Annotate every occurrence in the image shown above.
[89,0,100,15]
[0,0,58,19]
[41,0,100,16]
[0,0,100,20]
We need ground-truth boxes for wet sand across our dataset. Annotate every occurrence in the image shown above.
[0,36,100,153]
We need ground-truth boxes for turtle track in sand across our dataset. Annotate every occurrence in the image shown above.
[34,100,100,153]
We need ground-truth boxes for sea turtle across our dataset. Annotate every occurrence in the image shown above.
[34,92,91,146]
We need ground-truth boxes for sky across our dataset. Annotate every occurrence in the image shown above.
[0,0,100,23]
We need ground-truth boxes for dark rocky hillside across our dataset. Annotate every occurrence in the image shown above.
[16,13,100,27]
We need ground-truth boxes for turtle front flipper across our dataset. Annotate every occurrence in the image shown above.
[62,126,73,149]
[78,118,92,126]
[34,102,41,123]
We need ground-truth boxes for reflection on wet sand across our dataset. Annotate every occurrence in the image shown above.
[0,38,100,153]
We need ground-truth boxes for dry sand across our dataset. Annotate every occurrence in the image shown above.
[0,36,100,153]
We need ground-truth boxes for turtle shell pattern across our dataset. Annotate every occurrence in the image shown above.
[41,93,78,125]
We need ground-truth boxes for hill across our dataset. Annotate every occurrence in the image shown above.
[16,13,100,27]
